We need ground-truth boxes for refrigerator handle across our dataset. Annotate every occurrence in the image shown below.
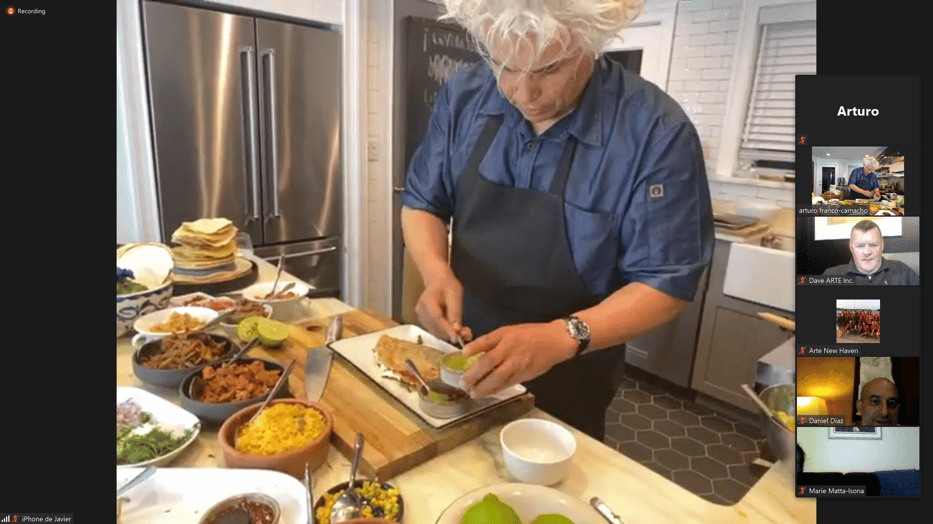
[241,47,261,222]
[261,48,281,219]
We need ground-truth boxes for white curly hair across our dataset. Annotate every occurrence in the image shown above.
[862,156,879,170]
[441,1,643,74]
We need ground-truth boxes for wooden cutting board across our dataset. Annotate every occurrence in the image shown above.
[252,309,535,480]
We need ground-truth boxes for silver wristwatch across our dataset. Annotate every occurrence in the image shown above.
[564,315,591,356]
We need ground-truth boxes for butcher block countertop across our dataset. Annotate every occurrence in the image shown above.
[116,257,815,523]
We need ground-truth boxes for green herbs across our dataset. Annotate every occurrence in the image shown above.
[117,280,149,295]
[117,425,196,465]
[117,398,195,465]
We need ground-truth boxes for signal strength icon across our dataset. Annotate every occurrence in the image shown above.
[1,515,10,522]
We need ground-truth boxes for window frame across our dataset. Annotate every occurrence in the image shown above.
[715,0,816,178]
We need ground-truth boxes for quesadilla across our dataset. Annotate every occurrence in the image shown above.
[373,334,445,390]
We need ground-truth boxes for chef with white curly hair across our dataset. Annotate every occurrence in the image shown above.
[400,0,714,439]
[847,156,882,200]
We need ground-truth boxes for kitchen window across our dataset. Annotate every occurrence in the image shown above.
[716,1,817,181]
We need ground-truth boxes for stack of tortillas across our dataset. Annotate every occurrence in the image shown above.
[170,218,253,283]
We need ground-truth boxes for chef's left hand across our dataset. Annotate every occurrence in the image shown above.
[459,320,576,398]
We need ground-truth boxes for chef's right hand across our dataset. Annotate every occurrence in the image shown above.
[415,273,472,344]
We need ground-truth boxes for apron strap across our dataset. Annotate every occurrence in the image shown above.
[548,135,579,196]
[464,115,504,174]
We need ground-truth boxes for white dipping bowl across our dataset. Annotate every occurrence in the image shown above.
[240,280,310,319]
[500,418,576,485]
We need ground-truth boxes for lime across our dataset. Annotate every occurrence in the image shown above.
[530,515,575,524]
[236,316,266,343]
[462,494,522,524]
[257,319,289,347]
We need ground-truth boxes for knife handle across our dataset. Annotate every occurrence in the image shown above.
[590,497,624,524]
[325,314,343,344]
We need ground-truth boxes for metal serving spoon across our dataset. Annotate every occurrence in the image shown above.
[329,433,365,523]
[234,360,296,445]
[117,465,156,497]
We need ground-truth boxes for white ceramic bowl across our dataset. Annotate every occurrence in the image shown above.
[240,281,310,318]
[132,306,219,347]
[500,418,576,485]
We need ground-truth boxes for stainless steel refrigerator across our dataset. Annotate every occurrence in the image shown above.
[141,0,342,297]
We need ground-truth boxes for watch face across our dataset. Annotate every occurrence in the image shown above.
[570,318,590,339]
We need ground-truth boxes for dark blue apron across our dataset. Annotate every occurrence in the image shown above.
[450,115,625,440]
[847,168,874,200]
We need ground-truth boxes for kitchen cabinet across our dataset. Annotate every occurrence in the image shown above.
[691,240,794,413]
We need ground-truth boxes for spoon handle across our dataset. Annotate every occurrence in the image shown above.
[117,465,156,497]
[348,433,364,489]
[404,359,431,391]
[248,360,296,425]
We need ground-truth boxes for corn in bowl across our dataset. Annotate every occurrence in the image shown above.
[314,480,403,524]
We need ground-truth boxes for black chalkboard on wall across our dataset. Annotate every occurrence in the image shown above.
[404,16,482,168]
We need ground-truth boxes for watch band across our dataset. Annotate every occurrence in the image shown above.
[565,315,590,356]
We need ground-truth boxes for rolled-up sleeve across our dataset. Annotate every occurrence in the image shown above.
[400,84,456,221]
[618,121,715,302]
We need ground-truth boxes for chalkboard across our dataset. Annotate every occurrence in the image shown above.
[405,16,482,168]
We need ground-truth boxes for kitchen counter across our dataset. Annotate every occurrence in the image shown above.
[117,257,815,523]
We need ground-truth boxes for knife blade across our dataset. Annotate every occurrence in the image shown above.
[304,314,342,402]
[590,497,625,524]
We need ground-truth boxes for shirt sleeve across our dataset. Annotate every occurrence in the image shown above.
[618,121,715,302]
[400,83,456,221]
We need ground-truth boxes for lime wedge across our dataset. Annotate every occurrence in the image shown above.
[236,316,266,343]
[257,319,289,347]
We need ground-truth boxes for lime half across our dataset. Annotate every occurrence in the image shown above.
[257,319,289,346]
[236,316,266,343]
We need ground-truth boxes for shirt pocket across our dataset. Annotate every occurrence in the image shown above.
[564,202,621,297]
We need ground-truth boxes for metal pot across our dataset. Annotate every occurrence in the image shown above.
[417,380,472,419]
[759,384,795,464]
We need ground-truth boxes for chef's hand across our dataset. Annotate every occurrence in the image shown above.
[414,273,473,344]
[459,320,576,398]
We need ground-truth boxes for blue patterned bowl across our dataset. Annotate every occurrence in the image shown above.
[117,281,173,337]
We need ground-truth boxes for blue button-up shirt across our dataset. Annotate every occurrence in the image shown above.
[848,167,879,191]
[401,56,714,302]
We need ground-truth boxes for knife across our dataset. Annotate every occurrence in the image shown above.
[304,314,342,401]
[590,496,625,524]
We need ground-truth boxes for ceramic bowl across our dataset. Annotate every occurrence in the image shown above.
[313,480,404,524]
[133,333,236,389]
[241,280,310,318]
[500,418,576,485]
[179,357,288,424]
[132,306,220,347]
[118,281,173,337]
[219,302,274,339]
[219,398,333,478]
[197,492,281,524]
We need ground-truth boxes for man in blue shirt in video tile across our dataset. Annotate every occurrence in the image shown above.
[399,0,714,439]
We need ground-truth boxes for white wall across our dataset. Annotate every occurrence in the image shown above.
[797,427,920,473]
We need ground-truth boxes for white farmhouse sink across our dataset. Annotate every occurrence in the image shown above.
[723,242,795,312]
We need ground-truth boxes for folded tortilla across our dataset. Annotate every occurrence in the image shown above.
[373,334,444,390]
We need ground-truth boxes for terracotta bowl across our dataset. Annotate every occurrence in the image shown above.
[218,398,333,478]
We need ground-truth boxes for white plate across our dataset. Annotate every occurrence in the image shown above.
[328,325,526,429]
[133,306,219,337]
[435,483,604,524]
[116,467,308,524]
[117,387,200,468]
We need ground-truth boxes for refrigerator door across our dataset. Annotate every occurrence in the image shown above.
[142,1,263,242]
[255,20,342,244]
[254,237,341,298]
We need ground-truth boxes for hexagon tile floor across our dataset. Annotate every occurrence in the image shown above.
[603,373,769,505]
